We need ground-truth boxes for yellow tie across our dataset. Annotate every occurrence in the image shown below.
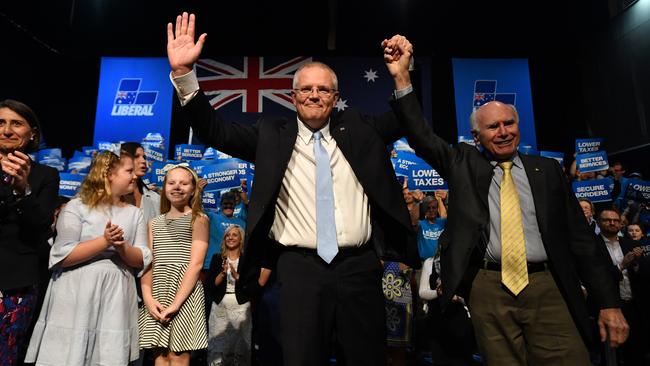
[499,161,528,295]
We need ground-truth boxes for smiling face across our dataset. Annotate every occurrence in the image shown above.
[291,65,339,130]
[164,167,195,208]
[224,226,243,250]
[472,102,520,160]
[109,156,136,197]
[0,107,35,155]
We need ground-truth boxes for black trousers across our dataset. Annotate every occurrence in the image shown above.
[276,246,386,366]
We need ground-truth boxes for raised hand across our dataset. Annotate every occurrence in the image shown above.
[167,12,207,76]
[381,34,413,83]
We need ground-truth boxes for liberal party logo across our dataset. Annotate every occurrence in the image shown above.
[473,80,517,110]
[111,79,158,116]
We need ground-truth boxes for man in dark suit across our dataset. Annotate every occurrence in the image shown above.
[166,13,418,365]
[382,37,629,365]
[597,208,645,365]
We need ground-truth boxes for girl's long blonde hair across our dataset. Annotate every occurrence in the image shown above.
[220,224,245,260]
[78,151,121,208]
[160,166,205,225]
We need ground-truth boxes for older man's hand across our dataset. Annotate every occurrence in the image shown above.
[598,308,629,348]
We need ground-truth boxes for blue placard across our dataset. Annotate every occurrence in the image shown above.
[175,144,206,161]
[93,58,173,152]
[200,160,244,192]
[452,59,537,150]
[458,135,477,146]
[624,179,650,204]
[67,156,92,174]
[59,173,85,197]
[576,151,609,173]
[82,146,98,156]
[540,151,564,166]
[142,142,165,163]
[393,138,415,153]
[572,178,613,203]
[149,160,184,188]
[38,148,62,160]
[393,151,447,191]
[575,138,604,154]
[518,143,538,156]
[202,190,218,209]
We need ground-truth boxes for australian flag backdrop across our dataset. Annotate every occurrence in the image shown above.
[188,56,432,141]
[452,58,537,150]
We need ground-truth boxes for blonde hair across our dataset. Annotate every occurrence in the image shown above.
[78,151,122,208]
[220,224,245,260]
[160,166,205,225]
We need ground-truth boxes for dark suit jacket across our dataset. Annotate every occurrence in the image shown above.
[182,90,418,299]
[0,162,59,290]
[595,235,642,297]
[393,93,620,346]
[206,253,249,305]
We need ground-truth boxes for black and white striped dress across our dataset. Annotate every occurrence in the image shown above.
[139,213,208,352]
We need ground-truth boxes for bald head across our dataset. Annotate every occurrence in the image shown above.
[470,101,521,160]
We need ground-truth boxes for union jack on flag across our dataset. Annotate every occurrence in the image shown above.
[196,56,312,113]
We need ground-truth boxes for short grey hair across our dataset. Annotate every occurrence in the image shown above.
[469,102,519,133]
[292,61,339,90]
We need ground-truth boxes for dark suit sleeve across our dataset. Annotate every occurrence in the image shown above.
[15,165,59,246]
[558,162,621,309]
[389,92,455,179]
[206,254,226,304]
[182,90,259,163]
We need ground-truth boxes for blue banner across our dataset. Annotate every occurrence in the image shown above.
[576,151,609,173]
[452,59,536,150]
[624,179,650,204]
[175,144,206,161]
[202,190,219,209]
[572,178,614,202]
[93,58,173,152]
[59,173,85,197]
[200,160,244,192]
[518,143,538,156]
[540,151,565,166]
[575,138,604,154]
[392,151,447,191]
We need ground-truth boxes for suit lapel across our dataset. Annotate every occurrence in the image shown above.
[330,118,354,165]
[276,118,298,175]
[475,157,493,210]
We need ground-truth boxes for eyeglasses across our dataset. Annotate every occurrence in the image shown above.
[600,218,620,223]
[293,87,337,98]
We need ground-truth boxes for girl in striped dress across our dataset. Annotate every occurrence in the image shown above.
[139,165,209,366]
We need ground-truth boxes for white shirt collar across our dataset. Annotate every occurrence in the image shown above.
[296,117,332,145]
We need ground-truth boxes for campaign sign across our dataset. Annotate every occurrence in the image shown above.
[572,178,613,203]
[624,179,650,204]
[175,144,205,161]
[149,161,184,187]
[518,143,538,156]
[142,142,165,163]
[540,151,564,166]
[575,138,604,154]
[394,138,415,153]
[67,156,92,174]
[576,151,609,173]
[458,135,477,146]
[202,190,218,209]
[93,58,173,152]
[59,173,85,197]
[200,160,243,192]
[203,147,217,160]
[82,146,98,156]
[393,151,419,177]
[38,148,62,160]
[408,160,447,191]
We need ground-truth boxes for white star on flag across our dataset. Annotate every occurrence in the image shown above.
[364,68,378,82]
[335,99,348,112]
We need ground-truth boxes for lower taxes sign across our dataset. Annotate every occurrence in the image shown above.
[393,151,447,191]
[572,178,613,202]
[624,179,650,204]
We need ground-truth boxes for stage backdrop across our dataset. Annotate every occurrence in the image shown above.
[452,58,536,150]
[188,56,432,141]
[93,57,174,151]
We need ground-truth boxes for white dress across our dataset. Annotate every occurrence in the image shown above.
[25,198,151,366]
[208,257,252,366]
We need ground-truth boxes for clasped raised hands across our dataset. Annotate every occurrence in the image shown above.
[104,221,124,247]
[167,12,207,76]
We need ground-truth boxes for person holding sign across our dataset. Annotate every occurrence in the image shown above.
[385,37,629,365]
[0,100,59,366]
[166,12,418,365]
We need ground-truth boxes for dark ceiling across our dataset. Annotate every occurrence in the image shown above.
[0,0,615,158]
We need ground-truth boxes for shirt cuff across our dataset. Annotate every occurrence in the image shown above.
[170,70,200,106]
[394,85,413,99]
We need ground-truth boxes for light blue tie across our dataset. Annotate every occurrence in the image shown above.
[313,131,339,263]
